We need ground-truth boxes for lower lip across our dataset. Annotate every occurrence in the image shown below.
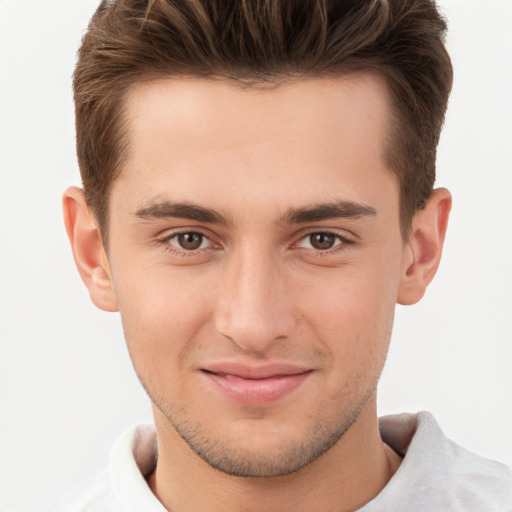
[203,371,312,406]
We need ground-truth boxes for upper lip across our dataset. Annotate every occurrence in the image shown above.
[202,362,311,379]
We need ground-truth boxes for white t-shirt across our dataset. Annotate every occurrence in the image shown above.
[56,412,512,511]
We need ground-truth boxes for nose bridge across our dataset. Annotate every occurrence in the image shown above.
[214,241,295,351]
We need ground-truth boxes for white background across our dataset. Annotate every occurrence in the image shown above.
[0,1,511,510]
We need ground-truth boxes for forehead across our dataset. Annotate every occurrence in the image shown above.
[123,74,391,154]
[115,74,397,217]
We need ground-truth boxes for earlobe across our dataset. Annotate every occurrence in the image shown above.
[397,188,452,305]
[63,186,118,312]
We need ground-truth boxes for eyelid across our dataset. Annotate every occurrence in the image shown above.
[290,229,356,258]
[157,226,215,241]
[294,228,354,245]
[157,227,221,252]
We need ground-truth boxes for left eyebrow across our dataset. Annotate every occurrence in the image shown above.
[282,201,377,224]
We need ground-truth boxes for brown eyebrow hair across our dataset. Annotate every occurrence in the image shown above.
[282,202,377,224]
[135,201,229,225]
[135,199,376,225]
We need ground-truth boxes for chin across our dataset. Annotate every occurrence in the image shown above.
[164,403,364,477]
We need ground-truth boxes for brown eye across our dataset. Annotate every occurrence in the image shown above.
[177,232,204,250]
[309,233,336,250]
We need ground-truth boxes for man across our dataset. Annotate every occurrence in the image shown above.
[59,0,512,510]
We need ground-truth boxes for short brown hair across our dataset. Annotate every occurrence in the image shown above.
[74,0,453,239]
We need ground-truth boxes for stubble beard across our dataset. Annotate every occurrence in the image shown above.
[151,379,379,478]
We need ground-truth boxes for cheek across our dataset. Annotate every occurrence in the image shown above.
[113,266,215,376]
[298,259,401,370]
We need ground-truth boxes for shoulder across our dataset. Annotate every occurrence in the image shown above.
[53,424,164,512]
[361,411,512,512]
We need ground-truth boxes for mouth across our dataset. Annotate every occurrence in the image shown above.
[201,363,313,406]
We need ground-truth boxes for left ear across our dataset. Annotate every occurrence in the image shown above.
[397,188,452,305]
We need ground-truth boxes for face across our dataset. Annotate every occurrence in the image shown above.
[105,75,410,476]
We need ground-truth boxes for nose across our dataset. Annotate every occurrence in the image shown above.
[213,245,297,353]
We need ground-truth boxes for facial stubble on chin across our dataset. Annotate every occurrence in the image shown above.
[151,379,379,478]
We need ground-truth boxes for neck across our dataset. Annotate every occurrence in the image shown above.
[148,396,402,512]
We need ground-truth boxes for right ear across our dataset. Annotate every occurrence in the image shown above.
[62,186,118,312]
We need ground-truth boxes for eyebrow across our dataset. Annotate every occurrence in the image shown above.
[282,201,377,224]
[135,201,229,225]
[134,199,376,225]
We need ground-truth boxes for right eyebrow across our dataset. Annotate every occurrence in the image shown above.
[134,201,229,225]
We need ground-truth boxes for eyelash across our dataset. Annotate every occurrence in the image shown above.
[156,230,354,257]
[292,231,353,257]
[157,230,217,257]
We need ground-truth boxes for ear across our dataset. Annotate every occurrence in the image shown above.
[62,186,118,312]
[397,188,452,305]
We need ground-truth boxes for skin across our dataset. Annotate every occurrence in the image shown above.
[64,74,451,512]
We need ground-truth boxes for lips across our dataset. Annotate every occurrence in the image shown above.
[201,363,312,406]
